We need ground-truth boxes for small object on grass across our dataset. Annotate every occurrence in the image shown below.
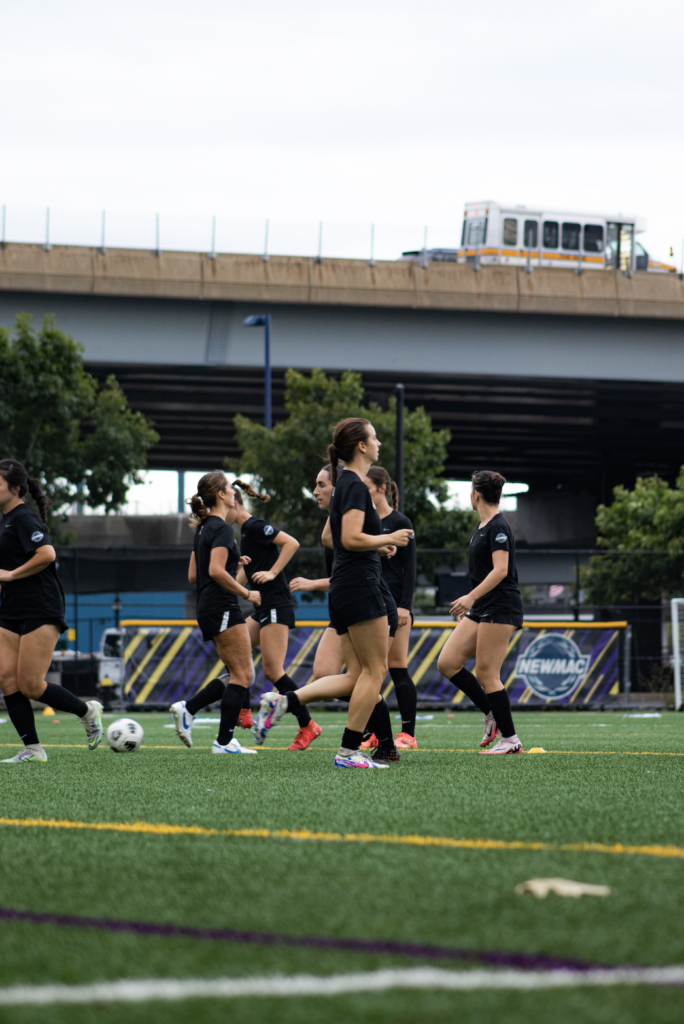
[624,713,661,719]
[42,706,55,716]
[395,714,434,721]
[0,718,6,724]
[528,747,546,753]
[515,877,612,898]
[52,719,60,724]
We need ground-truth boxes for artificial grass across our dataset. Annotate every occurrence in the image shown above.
[0,709,683,1022]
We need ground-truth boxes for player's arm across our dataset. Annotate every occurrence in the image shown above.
[0,545,55,584]
[251,530,300,584]
[209,547,260,603]
[188,551,197,585]
[449,549,508,617]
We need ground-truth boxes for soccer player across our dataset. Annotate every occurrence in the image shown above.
[0,459,103,763]
[232,481,322,751]
[254,418,412,768]
[363,466,418,750]
[289,465,343,680]
[436,470,523,754]
[172,471,261,754]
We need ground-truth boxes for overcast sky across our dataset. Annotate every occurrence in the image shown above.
[2,0,683,263]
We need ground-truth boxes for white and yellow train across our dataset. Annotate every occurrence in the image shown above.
[402,200,674,272]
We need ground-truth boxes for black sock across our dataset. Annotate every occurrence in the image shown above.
[217,684,246,745]
[487,688,516,738]
[276,673,311,728]
[186,678,226,716]
[5,692,40,746]
[341,727,363,752]
[449,668,490,716]
[242,686,252,709]
[366,697,394,748]
[41,682,88,719]
[389,667,417,736]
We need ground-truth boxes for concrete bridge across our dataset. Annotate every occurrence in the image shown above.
[2,242,684,543]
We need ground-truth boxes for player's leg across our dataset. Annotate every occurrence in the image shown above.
[211,624,257,754]
[259,620,321,749]
[0,627,46,763]
[476,623,522,754]
[388,619,417,749]
[437,618,497,746]
[333,616,391,767]
[16,625,104,751]
[313,627,343,679]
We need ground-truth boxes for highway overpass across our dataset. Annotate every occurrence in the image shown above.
[1,242,684,541]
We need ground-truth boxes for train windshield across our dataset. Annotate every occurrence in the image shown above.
[466,218,487,245]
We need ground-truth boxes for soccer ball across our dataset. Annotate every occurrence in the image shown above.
[106,718,144,753]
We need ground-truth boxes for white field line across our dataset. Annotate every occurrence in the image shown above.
[2,967,684,1004]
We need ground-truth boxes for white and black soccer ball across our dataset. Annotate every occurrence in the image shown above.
[106,718,144,753]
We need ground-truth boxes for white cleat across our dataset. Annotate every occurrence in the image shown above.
[212,738,258,754]
[479,735,523,755]
[252,692,288,746]
[334,750,389,769]
[1,747,48,764]
[170,701,194,748]
[83,700,104,749]
[480,711,500,748]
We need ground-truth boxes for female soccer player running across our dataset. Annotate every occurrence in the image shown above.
[364,466,418,750]
[289,465,343,680]
[172,472,261,754]
[232,481,322,751]
[254,419,412,768]
[0,460,103,763]
[437,470,523,754]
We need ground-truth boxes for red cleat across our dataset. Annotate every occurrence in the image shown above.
[395,732,418,749]
[288,720,323,751]
[359,733,378,750]
[237,708,253,729]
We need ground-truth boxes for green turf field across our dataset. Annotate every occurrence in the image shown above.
[0,708,683,1022]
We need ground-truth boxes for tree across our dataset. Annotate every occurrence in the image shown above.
[582,470,684,604]
[0,313,159,513]
[231,368,475,546]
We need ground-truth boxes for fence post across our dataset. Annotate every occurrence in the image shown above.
[672,598,683,711]
[623,623,632,703]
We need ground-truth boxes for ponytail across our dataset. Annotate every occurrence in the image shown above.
[366,466,398,509]
[233,480,270,505]
[0,459,51,525]
[327,417,371,485]
[188,470,229,527]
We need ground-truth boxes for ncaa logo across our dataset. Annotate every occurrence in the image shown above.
[515,633,590,700]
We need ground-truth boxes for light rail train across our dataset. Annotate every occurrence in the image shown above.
[402,200,674,272]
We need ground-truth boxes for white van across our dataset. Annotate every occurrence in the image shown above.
[401,201,674,272]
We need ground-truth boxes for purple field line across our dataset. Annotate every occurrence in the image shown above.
[0,907,605,972]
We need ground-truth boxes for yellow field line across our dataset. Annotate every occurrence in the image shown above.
[135,628,194,705]
[0,815,682,861]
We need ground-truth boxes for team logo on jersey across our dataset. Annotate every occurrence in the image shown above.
[31,531,44,542]
[263,524,274,536]
[515,633,590,700]
[495,532,508,543]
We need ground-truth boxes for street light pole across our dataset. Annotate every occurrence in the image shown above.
[395,382,405,513]
[243,314,272,429]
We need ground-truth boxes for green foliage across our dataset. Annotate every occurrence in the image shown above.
[231,368,476,545]
[0,313,159,513]
[582,470,684,604]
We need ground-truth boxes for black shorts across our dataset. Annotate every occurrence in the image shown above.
[466,592,524,630]
[197,605,246,642]
[328,583,389,636]
[0,617,68,637]
[251,605,296,630]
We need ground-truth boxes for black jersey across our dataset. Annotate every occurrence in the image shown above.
[0,503,65,621]
[379,508,416,609]
[324,545,334,578]
[468,513,520,598]
[329,470,382,588]
[239,515,293,609]
[194,515,241,614]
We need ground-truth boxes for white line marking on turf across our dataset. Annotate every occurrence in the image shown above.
[2,967,684,1004]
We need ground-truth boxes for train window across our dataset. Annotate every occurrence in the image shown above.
[467,218,487,246]
[543,221,558,248]
[524,220,538,247]
[562,222,581,250]
[503,218,517,245]
[583,224,604,252]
